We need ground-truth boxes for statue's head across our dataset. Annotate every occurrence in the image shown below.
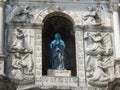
[55,33,61,40]
[87,6,93,11]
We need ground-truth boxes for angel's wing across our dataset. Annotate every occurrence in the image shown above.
[102,33,112,48]
[103,56,113,68]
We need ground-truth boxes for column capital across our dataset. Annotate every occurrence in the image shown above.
[110,3,119,12]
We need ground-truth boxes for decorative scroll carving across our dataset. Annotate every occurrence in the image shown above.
[87,54,113,86]
[84,32,114,86]
[83,6,101,25]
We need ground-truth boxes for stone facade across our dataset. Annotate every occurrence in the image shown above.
[0,0,120,90]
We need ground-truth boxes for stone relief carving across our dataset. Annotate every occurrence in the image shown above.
[5,4,111,27]
[87,54,113,86]
[84,32,114,86]
[6,28,34,84]
[6,5,40,23]
[10,27,25,51]
[7,52,34,85]
[12,5,33,23]
[84,32,113,56]
[10,27,32,53]
[83,6,101,25]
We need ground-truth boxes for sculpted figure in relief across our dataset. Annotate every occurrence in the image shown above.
[88,55,110,82]
[12,5,33,23]
[10,53,24,80]
[87,54,113,86]
[83,6,101,25]
[85,32,112,55]
[85,32,114,86]
[10,52,33,80]
[10,27,25,52]
[50,33,66,70]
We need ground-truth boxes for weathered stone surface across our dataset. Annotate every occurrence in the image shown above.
[47,69,71,76]
[2,0,120,90]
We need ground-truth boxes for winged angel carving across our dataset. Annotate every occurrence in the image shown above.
[84,32,113,56]
[84,32,114,86]
[6,5,41,23]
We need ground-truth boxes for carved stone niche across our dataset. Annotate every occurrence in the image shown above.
[42,11,76,76]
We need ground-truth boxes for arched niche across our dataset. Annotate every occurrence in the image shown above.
[42,12,76,76]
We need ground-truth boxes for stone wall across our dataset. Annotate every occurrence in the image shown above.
[2,0,120,90]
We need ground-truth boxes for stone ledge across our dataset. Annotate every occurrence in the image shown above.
[47,69,71,77]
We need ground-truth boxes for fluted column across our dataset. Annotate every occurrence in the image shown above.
[112,4,120,58]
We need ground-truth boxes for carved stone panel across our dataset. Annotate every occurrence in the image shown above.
[84,31,114,87]
[5,27,35,85]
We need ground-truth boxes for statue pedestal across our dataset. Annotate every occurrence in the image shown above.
[47,69,71,76]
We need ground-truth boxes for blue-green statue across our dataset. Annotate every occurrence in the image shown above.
[50,33,66,70]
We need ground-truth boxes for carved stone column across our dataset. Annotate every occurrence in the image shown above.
[0,0,5,76]
[112,4,120,58]
[35,24,43,86]
[75,25,86,86]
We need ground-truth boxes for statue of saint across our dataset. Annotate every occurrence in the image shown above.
[50,33,66,70]
[11,27,25,51]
